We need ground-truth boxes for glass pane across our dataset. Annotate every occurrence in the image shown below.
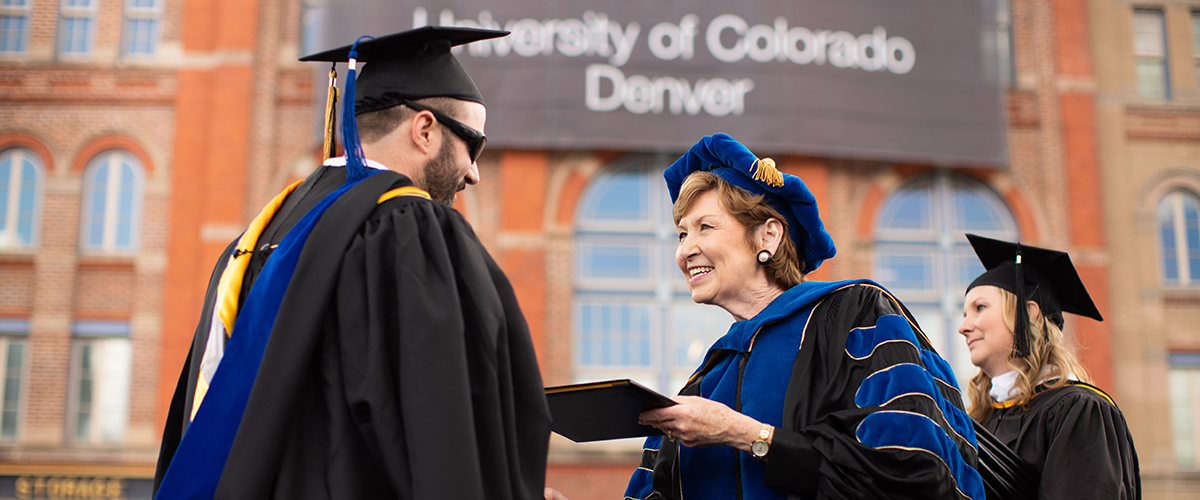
[1137,59,1166,98]
[580,171,649,225]
[953,252,987,293]
[671,302,733,369]
[1134,10,1165,57]
[0,15,27,53]
[953,189,1005,232]
[75,344,93,439]
[17,158,36,246]
[124,18,157,54]
[1170,369,1196,468]
[577,243,649,281]
[880,188,931,231]
[130,0,156,8]
[877,253,935,291]
[60,17,92,54]
[0,156,9,238]
[1161,196,1181,284]
[1,341,22,438]
[1194,13,1200,57]
[576,303,651,368]
[94,338,131,442]
[116,161,135,248]
[88,163,108,248]
[1185,197,1200,284]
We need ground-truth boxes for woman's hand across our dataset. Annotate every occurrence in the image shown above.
[544,487,569,500]
[638,395,763,450]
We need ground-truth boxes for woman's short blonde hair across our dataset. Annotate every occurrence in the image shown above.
[672,171,805,289]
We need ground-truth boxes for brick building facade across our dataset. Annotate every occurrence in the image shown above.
[0,0,1196,499]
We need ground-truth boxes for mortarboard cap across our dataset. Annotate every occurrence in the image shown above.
[664,133,836,273]
[299,26,507,182]
[965,234,1103,356]
[300,26,508,109]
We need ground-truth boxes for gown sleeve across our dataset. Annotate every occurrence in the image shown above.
[334,196,550,500]
[1037,389,1140,500]
[763,285,984,500]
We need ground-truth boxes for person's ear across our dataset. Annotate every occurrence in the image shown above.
[1025,300,1042,321]
[758,218,784,254]
[408,110,438,156]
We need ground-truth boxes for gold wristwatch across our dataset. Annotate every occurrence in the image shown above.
[751,423,773,459]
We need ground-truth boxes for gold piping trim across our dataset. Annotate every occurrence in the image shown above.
[378,186,431,203]
[857,410,975,500]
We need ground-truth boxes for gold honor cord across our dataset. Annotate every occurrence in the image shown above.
[191,178,305,421]
[323,65,339,160]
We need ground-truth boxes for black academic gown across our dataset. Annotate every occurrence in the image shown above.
[155,166,551,500]
[981,383,1140,500]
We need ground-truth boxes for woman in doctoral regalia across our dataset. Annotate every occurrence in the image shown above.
[958,234,1141,499]
[614,134,984,500]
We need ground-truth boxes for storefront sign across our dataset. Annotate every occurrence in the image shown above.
[0,475,152,500]
[318,0,1007,166]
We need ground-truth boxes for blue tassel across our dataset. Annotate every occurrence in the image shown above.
[341,36,374,182]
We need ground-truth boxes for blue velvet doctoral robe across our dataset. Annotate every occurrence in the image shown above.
[626,280,984,500]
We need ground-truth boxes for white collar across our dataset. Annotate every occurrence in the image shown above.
[989,370,1021,402]
[989,368,1078,402]
[323,156,390,171]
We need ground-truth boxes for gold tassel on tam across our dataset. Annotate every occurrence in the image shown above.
[322,64,339,159]
[751,158,784,187]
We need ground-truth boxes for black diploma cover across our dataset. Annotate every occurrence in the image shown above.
[545,379,677,442]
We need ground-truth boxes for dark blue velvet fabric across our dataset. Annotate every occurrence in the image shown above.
[155,173,373,500]
[662,133,837,272]
[626,280,871,500]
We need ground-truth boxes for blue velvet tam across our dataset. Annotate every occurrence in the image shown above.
[664,133,837,272]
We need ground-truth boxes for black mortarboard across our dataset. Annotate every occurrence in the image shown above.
[300,26,507,109]
[964,234,1103,357]
[298,26,507,181]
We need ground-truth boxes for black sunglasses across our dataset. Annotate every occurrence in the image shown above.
[402,100,487,163]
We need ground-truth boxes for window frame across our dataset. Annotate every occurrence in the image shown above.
[65,324,132,445]
[57,0,97,58]
[1133,7,1171,100]
[1169,353,1200,470]
[121,0,161,57]
[873,172,1019,391]
[0,319,29,443]
[1157,190,1200,288]
[0,0,30,55]
[572,155,736,395]
[79,150,145,255]
[0,147,43,250]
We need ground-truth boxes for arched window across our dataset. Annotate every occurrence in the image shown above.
[573,156,733,394]
[1158,190,1200,287]
[0,147,43,249]
[80,151,144,253]
[874,172,1018,388]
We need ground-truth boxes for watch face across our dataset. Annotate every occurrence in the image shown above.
[752,440,769,457]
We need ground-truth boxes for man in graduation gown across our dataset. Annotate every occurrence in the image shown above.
[154,27,551,500]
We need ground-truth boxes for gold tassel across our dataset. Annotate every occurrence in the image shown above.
[322,65,339,160]
[751,158,784,187]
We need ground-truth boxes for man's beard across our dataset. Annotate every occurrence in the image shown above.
[422,137,466,206]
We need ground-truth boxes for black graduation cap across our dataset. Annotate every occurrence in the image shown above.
[297,26,508,181]
[300,26,508,108]
[965,234,1103,357]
